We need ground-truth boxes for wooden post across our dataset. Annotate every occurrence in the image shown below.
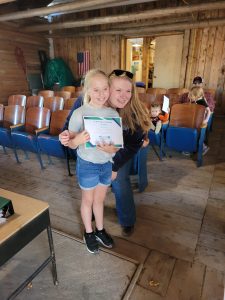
[180,30,190,88]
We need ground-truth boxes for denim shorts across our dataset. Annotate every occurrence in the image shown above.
[76,156,112,190]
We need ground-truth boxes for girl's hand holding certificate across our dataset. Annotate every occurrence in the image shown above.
[68,130,90,149]
[96,143,119,154]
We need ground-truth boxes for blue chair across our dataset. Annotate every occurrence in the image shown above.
[0,105,25,161]
[11,107,51,169]
[37,109,72,175]
[165,103,206,167]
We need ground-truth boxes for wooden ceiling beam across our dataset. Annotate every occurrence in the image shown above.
[0,0,123,21]
[0,0,16,4]
[47,17,225,38]
[22,1,225,33]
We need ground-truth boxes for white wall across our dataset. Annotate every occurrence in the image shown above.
[153,34,183,88]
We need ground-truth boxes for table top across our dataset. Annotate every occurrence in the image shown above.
[0,188,49,244]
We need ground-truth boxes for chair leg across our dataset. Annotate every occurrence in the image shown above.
[197,128,206,167]
[66,156,73,176]
[2,146,7,154]
[47,154,54,165]
[152,145,161,161]
[65,148,73,176]
[12,147,21,164]
[24,150,29,160]
[36,151,45,170]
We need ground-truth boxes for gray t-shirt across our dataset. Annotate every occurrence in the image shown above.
[68,103,119,163]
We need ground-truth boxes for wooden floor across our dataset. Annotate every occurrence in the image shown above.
[0,115,225,299]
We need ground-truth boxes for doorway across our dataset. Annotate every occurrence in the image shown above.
[126,38,143,82]
[125,34,184,89]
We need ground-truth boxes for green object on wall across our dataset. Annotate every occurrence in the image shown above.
[43,57,76,89]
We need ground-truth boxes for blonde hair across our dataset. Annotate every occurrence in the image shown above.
[83,69,109,104]
[109,73,150,133]
[188,86,205,102]
[151,103,161,110]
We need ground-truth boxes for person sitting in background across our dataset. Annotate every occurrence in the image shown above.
[188,86,211,155]
[180,76,215,112]
[150,103,169,134]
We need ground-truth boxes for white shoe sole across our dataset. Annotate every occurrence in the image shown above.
[95,236,113,248]
[83,236,99,254]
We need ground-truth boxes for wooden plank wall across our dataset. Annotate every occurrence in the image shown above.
[0,25,48,105]
[184,11,225,110]
[53,35,121,79]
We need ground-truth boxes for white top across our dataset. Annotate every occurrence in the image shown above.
[69,103,119,164]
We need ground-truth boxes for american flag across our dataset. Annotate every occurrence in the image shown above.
[77,51,90,77]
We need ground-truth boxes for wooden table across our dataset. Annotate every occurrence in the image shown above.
[0,188,58,300]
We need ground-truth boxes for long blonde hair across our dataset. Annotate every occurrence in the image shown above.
[83,69,109,104]
[109,73,150,133]
[188,86,205,102]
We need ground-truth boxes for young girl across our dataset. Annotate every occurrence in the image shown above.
[188,86,211,154]
[66,69,119,254]
[188,86,211,125]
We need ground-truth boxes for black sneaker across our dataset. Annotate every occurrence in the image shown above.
[95,228,113,248]
[122,226,134,237]
[83,232,99,254]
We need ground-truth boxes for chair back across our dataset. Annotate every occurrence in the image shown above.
[44,96,64,112]
[38,90,54,99]
[169,103,205,129]
[0,104,3,122]
[64,98,78,110]
[49,110,71,135]
[25,107,51,134]
[146,88,167,95]
[8,95,26,106]
[74,87,83,97]
[3,105,25,128]
[61,86,76,94]
[26,96,44,110]
[167,93,180,106]
[204,88,216,97]
[55,91,71,100]
[136,87,146,94]
[138,93,156,110]
[167,88,189,95]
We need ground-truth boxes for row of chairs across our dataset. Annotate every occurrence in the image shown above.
[7,95,78,112]
[0,105,73,175]
[137,87,216,96]
[39,86,82,100]
[147,103,208,167]
[138,87,216,108]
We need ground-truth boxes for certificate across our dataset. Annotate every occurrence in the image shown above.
[83,116,123,148]
[162,95,170,113]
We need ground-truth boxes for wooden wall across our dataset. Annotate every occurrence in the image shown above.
[0,25,48,105]
[53,35,121,79]
[183,25,225,109]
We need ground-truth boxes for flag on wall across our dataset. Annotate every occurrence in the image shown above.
[77,51,90,77]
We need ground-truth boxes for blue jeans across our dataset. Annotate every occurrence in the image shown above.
[131,146,149,193]
[111,159,136,227]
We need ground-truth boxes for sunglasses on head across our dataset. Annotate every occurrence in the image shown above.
[109,69,134,79]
